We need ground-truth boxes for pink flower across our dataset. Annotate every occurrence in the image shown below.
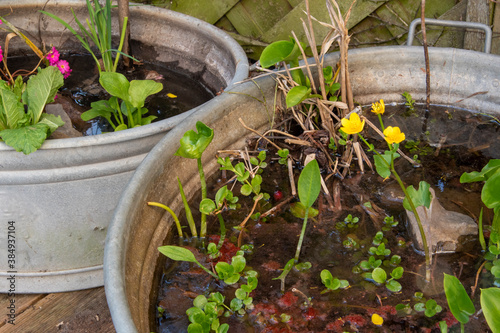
[55,60,72,79]
[46,47,59,66]
[0,46,3,63]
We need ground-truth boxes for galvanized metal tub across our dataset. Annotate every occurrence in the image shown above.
[0,0,248,293]
[104,45,500,332]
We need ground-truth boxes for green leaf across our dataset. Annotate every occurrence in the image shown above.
[234,163,249,182]
[290,202,318,219]
[215,186,230,207]
[0,123,50,154]
[439,321,448,333]
[11,75,25,102]
[193,295,208,309]
[443,273,475,324]
[39,113,65,134]
[241,184,252,196]
[298,159,321,208]
[208,292,225,305]
[321,270,336,289]
[374,150,400,179]
[215,262,232,277]
[81,99,116,121]
[329,82,341,94]
[481,287,500,332]
[286,86,311,108]
[482,172,500,210]
[199,198,216,215]
[273,258,295,282]
[391,266,404,279]
[231,255,246,273]
[187,322,204,333]
[372,267,387,284]
[386,279,402,292]
[115,124,128,131]
[0,85,25,129]
[403,181,432,210]
[176,121,214,159]
[235,288,247,300]
[128,79,163,109]
[140,115,157,126]
[158,245,198,263]
[230,297,243,311]
[414,302,425,312]
[186,306,205,323]
[99,72,130,102]
[218,323,229,333]
[259,40,299,68]
[295,262,311,271]
[27,66,64,124]
[460,160,500,183]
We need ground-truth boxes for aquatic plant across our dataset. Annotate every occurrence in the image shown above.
[340,100,432,281]
[396,292,442,318]
[0,17,77,154]
[443,273,475,333]
[149,121,214,238]
[320,270,349,293]
[402,91,416,116]
[81,72,162,131]
[42,0,134,73]
[186,293,229,333]
[274,159,321,291]
[0,67,65,154]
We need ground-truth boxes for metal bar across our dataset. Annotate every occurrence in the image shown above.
[406,18,492,54]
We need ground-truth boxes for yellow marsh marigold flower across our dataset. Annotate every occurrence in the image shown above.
[383,126,406,144]
[371,99,385,115]
[340,113,365,134]
[371,313,383,326]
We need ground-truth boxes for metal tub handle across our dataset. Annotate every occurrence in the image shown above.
[406,18,492,54]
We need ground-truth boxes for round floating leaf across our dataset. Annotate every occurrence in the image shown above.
[386,279,402,292]
[372,267,387,284]
[193,295,208,309]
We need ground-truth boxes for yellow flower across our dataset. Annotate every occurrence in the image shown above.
[340,113,365,134]
[167,93,177,98]
[371,313,383,326]
[371,99,385,115]
[383,126,405,144]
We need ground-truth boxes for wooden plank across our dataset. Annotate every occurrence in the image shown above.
[491,2,500,54]
[287,0,302,8]
[0,294,46,328]
[260,0,389,45]
[169,0,240,24]
[349,16,399,48]
[1,288,114,333]
[432,1,467,48]
[375,0,422,45]
[464,0,490,51]
[225,0,293,38]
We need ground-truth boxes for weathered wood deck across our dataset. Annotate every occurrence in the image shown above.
[0,287,115,333]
